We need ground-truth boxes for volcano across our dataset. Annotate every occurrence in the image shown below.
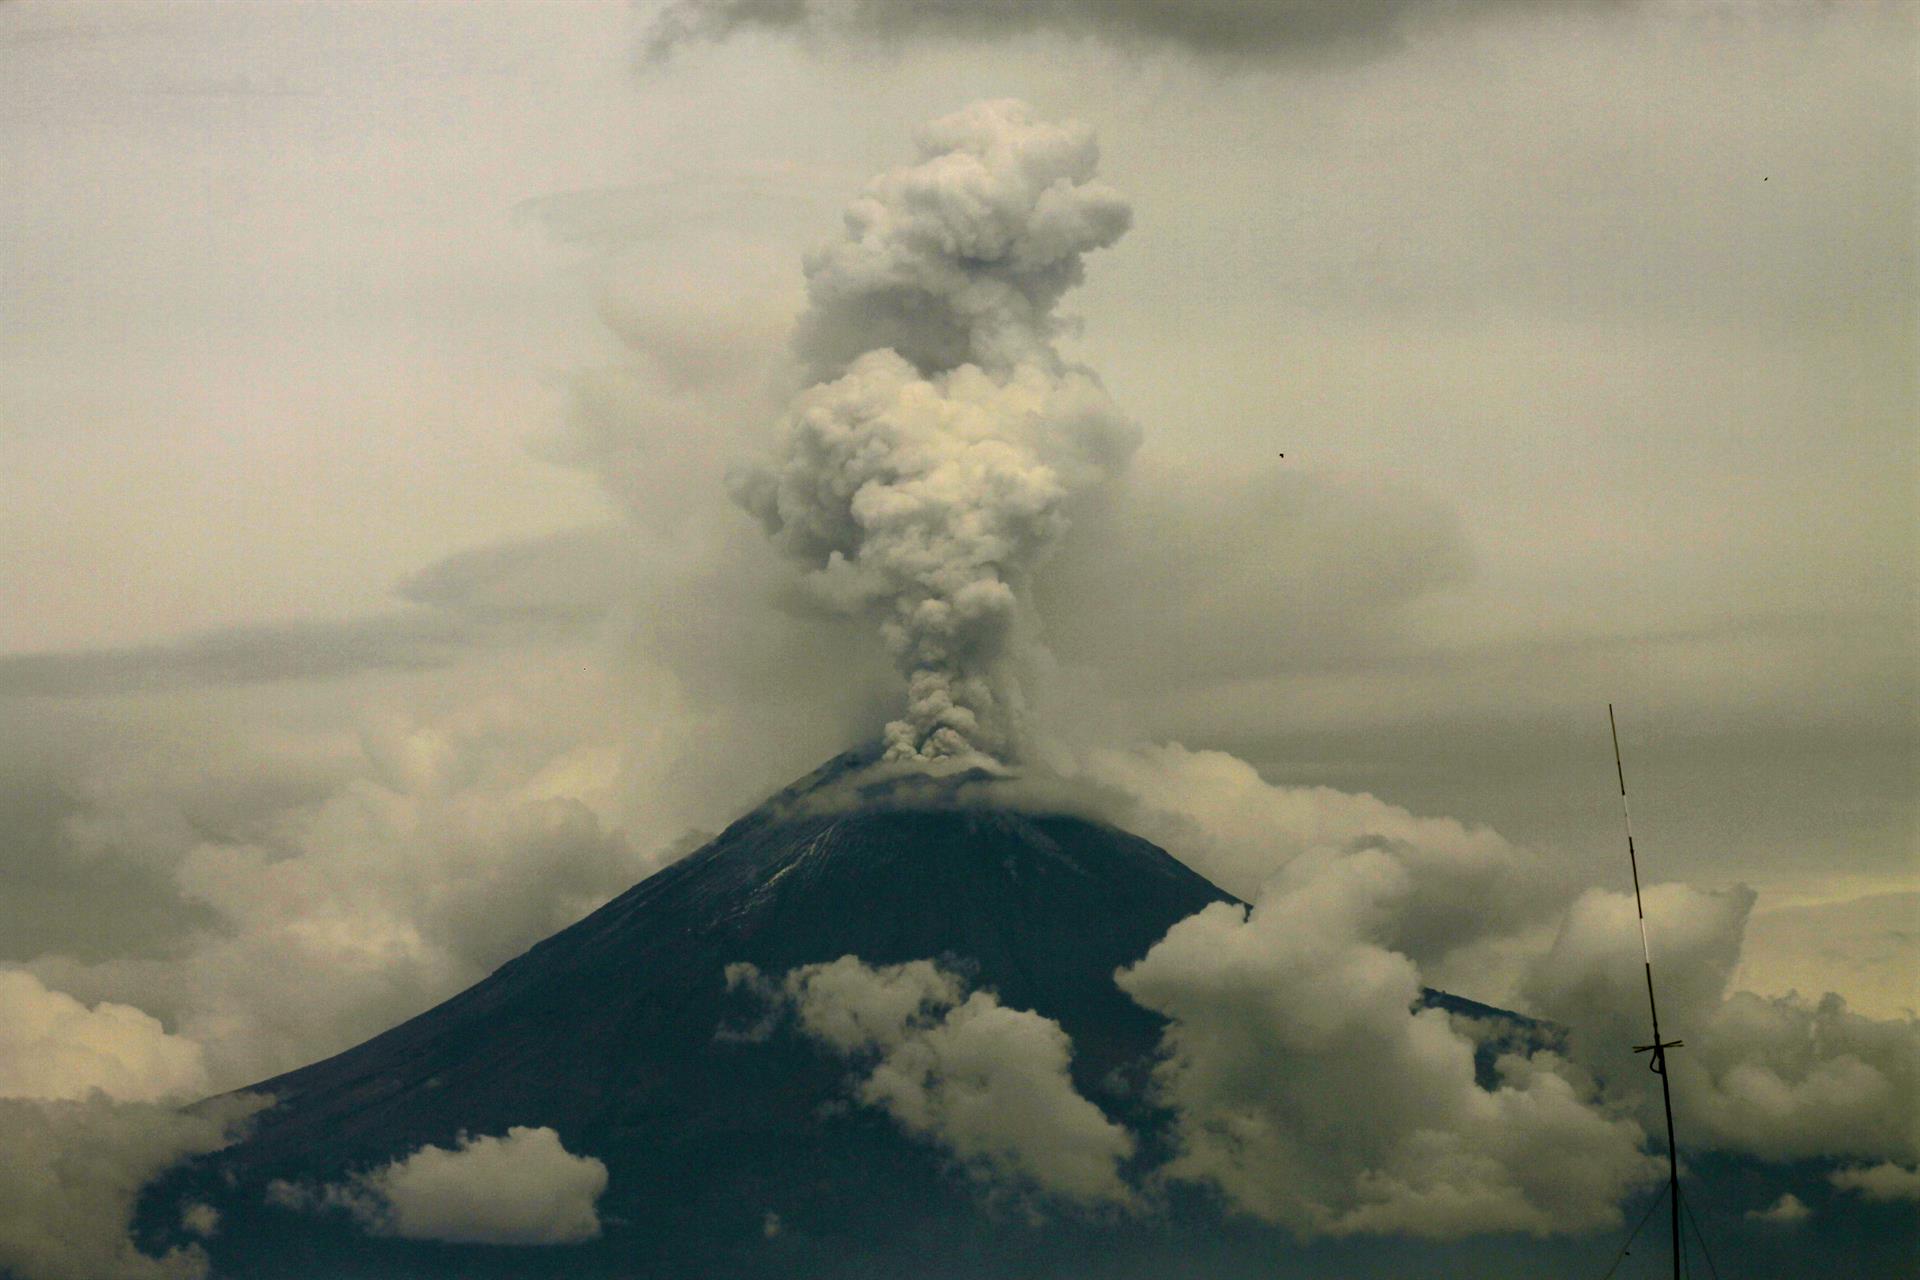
[141,747,1542,1279]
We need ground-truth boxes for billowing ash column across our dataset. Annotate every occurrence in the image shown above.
[731,100,1138,765]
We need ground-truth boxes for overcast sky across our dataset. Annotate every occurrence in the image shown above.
[0,0,1912,1082]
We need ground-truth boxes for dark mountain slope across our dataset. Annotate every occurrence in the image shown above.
[149,747,1243,1276]
[128,747,1903,1280]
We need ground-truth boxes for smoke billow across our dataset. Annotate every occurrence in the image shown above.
[730,100,1138,764]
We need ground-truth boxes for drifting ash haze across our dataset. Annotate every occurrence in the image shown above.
[731,100,1137,764]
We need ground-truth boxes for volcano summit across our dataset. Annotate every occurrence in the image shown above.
[135,747,1535,1279]
[125,743,1917,1280]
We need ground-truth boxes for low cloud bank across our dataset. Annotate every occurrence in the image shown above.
[1830,1161,1920,1204]
[732,735,1919,1235]
[271,1126,608,1245]
[731,956,1137,1209]
[1060,743,1558,980]
[0,1093,265,1280]
[28,694,641,1092]
[1116,850,1658,1238]
[731,938,1661,1240]
[0,970,208,1104]
[1521,884,1920,1167]
[1059,742,1920,1204]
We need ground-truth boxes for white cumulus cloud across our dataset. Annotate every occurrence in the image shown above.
[735,956,1138,1208]
[1830,1161,1920,1203]
[0,1093,264,1280]
[0,970,208,1103]
[1521,884,1920,1166]
[283,1126,609,1245]
[1746,1192,1811,1224]
[1043,741,1563,1000]
[26,688,641,1093]
[1115,847,1659,1239]
[1069,741,1920,1192]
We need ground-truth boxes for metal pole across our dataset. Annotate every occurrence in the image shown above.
[1609,704,1684,1280]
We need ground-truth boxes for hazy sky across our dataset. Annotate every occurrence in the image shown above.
[0,0,1912,1067]
[1,4,1917,1275]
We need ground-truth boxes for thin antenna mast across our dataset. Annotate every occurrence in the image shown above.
[1609,703,1684,1280]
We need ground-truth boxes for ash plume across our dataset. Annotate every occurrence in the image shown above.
[730,100,1138,764]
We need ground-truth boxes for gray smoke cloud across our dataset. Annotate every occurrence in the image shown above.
[730,100,1138,764]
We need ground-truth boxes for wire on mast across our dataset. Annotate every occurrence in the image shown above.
[1609,703,1685,1280]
